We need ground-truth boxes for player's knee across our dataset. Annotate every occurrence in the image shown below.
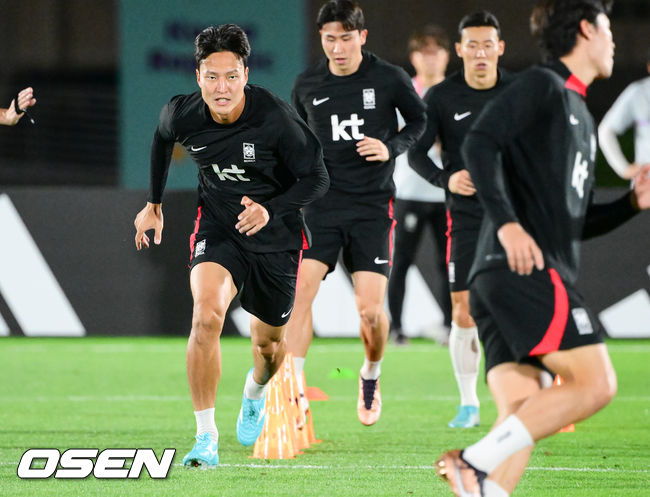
[577,369,617,415]
[359,303,383,328]
[191,302,225,341]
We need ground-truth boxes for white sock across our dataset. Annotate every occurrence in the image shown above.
[360,358,382,380]
[293,356,306,397]
[463,415,534,474]
[244,370,267,400]
[482,479,509,497]
[449,322,480,406]
[194,408,218,440]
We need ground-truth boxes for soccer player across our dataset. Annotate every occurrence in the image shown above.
[436,1,650,495]
[389,25,452,346]
[0,87,36,125]
[408,11,513,429]
[598,46,650,179]
[289,0,426,426]
[133,24,329,468]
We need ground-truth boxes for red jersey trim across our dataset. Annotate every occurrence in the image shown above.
[565,74,587,97]
[529,268,569,356]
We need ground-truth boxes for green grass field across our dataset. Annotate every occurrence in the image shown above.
[1,337,648,496]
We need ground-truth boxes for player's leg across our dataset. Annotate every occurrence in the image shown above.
[447,224,481,428]
[387,199,423,345]
[352,270,390,425]
[184,261,238,468]
[427,202,452,334]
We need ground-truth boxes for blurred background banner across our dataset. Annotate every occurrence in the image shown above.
[119,0,305,190]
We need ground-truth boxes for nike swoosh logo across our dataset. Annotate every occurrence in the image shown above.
[374,257,389,264]
[312,97,330,106]
[191,145,207,152]
[569,114,579,125]
[281,307,293,318]
[454,111,472,121]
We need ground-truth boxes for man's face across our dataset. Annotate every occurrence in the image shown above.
[588,13,615,79]
[410,40,449,78]
[196,51,248,122]
[320,21,367,75]
[455,26,504,81]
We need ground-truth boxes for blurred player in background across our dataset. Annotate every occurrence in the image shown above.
[133,24,328,468]
[598,46,650,180]
[0,87,36,125]
[388,25,452,346]
[289,0,426,426]
[436,1,650,495]
[409,11,513,429]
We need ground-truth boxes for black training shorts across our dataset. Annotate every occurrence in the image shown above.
[470,267,604,373]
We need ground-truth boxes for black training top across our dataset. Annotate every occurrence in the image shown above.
[462,61,638,284]
[292,51,426,204]
[148,84,330,253]
[408,69,515,226]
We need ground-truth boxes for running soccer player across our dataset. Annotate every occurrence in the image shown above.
[408,11,513,429]
[0,87,36,125]
[598,46,650,180]
[133,24,329,468]
[389,25,452,346]
[289,0,426,426]
[436,1,650,495]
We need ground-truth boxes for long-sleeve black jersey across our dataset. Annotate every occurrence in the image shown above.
[148,85,330,253]
[463,61,638,284]
[291,51,426,202]
[408,70,514,224]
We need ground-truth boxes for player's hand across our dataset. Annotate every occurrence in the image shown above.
[631,164,650,210]
[4,87,36,126]
[448,169,476,196]
[497,222,544,275]
[236,196,269,236]
[134,202,164,250]
[622,163,642,180]
[356,136,389,162]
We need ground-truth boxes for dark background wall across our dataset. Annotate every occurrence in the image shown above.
[0,0,649,187]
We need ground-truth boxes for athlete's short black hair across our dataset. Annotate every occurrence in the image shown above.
[408,25,450,54]
[458,11,501,39]
[530,0,613,61]
[316,0,365,31]
[194,24,251,69]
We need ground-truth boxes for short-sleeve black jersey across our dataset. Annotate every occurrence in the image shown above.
[463,61,638,284]
[149,85,329,253]
[408,70,515,224]
[292,51,426,203]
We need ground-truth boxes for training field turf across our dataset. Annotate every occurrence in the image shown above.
[1,337,648,496]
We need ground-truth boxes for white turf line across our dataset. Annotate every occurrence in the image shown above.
[0,460,645,473]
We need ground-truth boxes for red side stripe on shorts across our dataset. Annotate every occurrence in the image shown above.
[188,206,203,264]
[445,210,452,266]
[301,229,309,250]
[388,197,396,266]
[529,268,569,356]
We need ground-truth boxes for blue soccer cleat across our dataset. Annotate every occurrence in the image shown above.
[182,432,219,469]
[236,369,267,446]
[448,405,480,428]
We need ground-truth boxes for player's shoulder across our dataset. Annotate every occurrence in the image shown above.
[424,71,464,102]
[248,84,300,124]
[364,51,409,81]
[294,58,329,91]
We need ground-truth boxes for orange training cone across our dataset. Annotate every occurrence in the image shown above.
[554,375,575,433]
[302,371,322,444]
[281,353,310,451]
[251,372,296,459]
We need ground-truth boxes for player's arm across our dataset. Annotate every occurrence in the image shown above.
[407,89,449,188]
[290,83,308,122]
[134,102,176,249]
[237,113,329,236]
[463,73,553,275]
[582,164,650,239]
[381,67,426,160]
[0,87,36,126]
[598,84,642,180]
